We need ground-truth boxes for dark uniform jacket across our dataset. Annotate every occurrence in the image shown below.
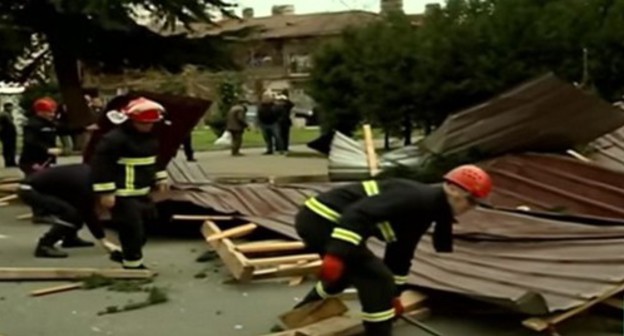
[19,116,58,166]
[90,124,166,197]
[22,164,104,239]
[304,178,455,285]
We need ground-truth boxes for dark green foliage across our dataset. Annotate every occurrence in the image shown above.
[310,0,624,137]
[97,286,169,316]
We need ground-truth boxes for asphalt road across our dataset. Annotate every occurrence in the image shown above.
[0,150,621,336]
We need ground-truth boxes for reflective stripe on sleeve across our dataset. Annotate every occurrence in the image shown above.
[155,170,167,180]
[331,228,362,246]
[304,197,340,222]
[361,308,396,322]
[117,156,156,166]
[394,275,408,285]
[93,182,116,192]
[116,187,151,197]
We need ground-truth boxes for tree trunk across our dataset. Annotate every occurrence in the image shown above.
[384,130,390,151]
[48,39,93,128]
[403,114,413,146]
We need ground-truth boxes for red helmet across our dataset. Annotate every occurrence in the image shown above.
[33,97,58,114]
[444,165,492,199]
[123,97,164,123]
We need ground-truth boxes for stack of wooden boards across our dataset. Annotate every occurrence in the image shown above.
[184,216,322,283]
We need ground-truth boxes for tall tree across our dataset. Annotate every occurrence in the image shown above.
[0,0,244,126]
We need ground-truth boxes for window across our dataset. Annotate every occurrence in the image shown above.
[288,53,312,75]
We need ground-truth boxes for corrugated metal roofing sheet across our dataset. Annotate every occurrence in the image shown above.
[165,182,624,314]
[423,74,624,157]
[483,153,624,220]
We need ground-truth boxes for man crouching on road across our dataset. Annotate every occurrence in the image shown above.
[89,97,168,270]
[17,164,121,258]
[291,165,493,336]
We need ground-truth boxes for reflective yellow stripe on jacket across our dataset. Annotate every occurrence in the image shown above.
[305,180,397,244]
[116,156,156,197]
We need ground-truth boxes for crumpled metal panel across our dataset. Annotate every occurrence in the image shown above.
[588,125,624,173]
[164,181,624,314]
[327,132,370,180]
[423,74,624,157]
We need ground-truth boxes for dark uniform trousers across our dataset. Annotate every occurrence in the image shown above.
[111,196,155,267]
[294,207,396,336]
[17,186,82,243]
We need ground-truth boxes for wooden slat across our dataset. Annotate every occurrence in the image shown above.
[173,214,234,221]
[0,268,155,281]
[263,316,363,336]
[279,298,349,330]
[201,221,254,281]
[237,241,306,254]
[0,194,17,203]
[0,183,18,193]
[205,223,257,242]
[253,260,322,280]
[30,283,83,297]
[246,254,320,267]
[362,124,380,177]
[17,213,33,220]
[523,282,624,331]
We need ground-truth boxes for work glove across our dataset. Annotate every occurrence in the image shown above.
[99,239,121,253]
[99,194,116,209]
[393,297,405,318]
[319,254,344,283]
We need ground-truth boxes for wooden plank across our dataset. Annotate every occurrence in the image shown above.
[523,282,624,332]
[31,283,83,297]
[0,176,22,184]
[0,202,8,207]
[0,183,18,193]
[201,221,254,281]
[17,213,33,220]
[362,124,380,177]
[237,241,306,254]
[400,290,428,311]
[289,276,305,286]
[246,254,320,267]
[0,194,17,203]
[279,298,349,330]
[253,260,322,280]
[173,214,234,221]
[205,223,257,242]
[0,268,155,281]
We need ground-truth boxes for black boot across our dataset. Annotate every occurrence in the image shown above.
[62,233,95,248]
[110,251,123,264]
[363,320,393,336]
[34,225,71,258]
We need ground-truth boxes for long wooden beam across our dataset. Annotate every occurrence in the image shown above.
[173,214,234,221]
[237,241,306,254]
[0,268,155,281]
[205,223,257,242]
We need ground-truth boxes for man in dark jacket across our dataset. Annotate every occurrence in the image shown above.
[257,92,284,155]
[291,165,492,336]
[275,91,294,153]
[226,103,248,156]
[0,102,17,167]
[17,164,121,258]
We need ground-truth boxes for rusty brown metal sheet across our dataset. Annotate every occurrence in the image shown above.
[423,74,624,157]
[482,153,624,220]
[164,180,624,314]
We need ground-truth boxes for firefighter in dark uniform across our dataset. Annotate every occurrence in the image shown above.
[17,164,121,258]
[18,97,63,176]
[292,165,493,336]
[90,97,168,270]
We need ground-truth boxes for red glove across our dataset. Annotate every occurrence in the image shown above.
[319,254,344,283]
[393,297,404,317]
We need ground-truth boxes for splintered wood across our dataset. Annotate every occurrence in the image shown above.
[201,221,320,283]
[265,290,430,336]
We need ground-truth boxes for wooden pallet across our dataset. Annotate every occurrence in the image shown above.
[201,220,321,283]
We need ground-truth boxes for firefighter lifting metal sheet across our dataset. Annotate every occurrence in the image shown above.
[290,165,493,336]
